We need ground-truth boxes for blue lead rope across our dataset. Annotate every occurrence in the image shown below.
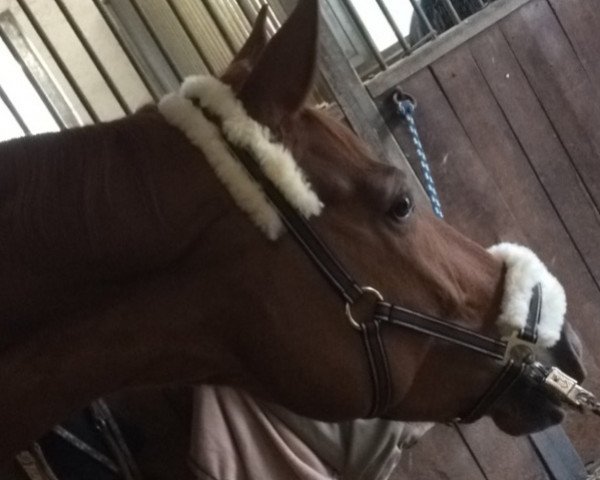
[394,96,444,219]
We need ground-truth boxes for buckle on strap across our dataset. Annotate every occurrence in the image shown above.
[502,283,544,363]
[520,282,542,343]
[527,363,600,415]
[345,286,391,417]
[503,330,538,364]
[345,286,384,330]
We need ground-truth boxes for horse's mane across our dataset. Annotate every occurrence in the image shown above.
[0,105,205,280]
[0,106,169,174]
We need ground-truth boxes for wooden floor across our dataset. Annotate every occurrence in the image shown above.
[374,0,600,477]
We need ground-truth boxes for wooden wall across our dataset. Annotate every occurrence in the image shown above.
[369,0,600,477]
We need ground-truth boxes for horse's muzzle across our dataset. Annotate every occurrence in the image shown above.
[549,323,586,382]
[524,323,600,415]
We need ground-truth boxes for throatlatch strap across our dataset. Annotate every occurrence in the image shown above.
[361,321,392,418]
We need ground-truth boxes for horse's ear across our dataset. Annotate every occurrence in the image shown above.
[238,0,319,127]
[221,6,270,87]
[234,6,270,64]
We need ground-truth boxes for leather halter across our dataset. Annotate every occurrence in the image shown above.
[192,106,600,420]
[218,133,543,419]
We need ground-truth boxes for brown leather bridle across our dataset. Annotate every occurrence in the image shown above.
[210,111,600,421]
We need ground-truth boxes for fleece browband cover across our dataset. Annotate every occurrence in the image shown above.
[489,243,566,348]
[158,75,322,240]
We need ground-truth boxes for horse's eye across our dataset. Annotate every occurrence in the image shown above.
[388,195,414,221]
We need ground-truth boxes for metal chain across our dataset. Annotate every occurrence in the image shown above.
[394,94,444,219]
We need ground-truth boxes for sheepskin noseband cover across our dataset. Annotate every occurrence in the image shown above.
[489,243,566,348]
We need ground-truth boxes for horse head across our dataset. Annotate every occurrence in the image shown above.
[0,0,588,459]
[190,0,586,434]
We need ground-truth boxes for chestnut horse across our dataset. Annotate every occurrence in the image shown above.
[0,0,584,462]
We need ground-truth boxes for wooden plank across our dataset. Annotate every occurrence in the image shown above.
[546,0,600,87]
[468,24,600,290]
[376,68,525,247]
[530,427,588,480]
[318,12,429,206]
[365,0,532,98]
[380,66,554,480]
[430,38,600,464]
[500,0,600,211]
[457,421,551,480]
[391,424,487,480]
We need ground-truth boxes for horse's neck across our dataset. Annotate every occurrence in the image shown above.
[0,297,151,455]
[0,108,212,320]
[0,109,238,456]
[0,277,231,456]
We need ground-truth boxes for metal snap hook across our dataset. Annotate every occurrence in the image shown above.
[392,87,417,110]
[345,286,384,330]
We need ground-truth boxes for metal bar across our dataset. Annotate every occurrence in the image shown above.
[51,426,120,474]
[201,0,237,55]
[235,0,255,25]
[236,0,279,35]
[407,0,437,39]
[409,31,436,50]
[15,0,100,123]
[90,0,160,102]
[0,22,66,129]
[128,0,184,83]
[0,81,30,135]
[31,443,61,480]
[476,0,487,8]
[340,0,387,70]
[16,450,48,480]
[439,0,462,24]
[228,0,254,38]
[91,399,142,480]
[163,0,215,76]
[374,0,411,54]
[53,0,131,115]
[367,0,532,97]
[1,11,80,127]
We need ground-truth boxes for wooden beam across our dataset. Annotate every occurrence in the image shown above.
[366,0,532,97]
[319,11,427,203]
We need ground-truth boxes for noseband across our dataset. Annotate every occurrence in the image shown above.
[160,77,600,421]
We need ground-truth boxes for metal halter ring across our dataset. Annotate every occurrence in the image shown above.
[345,286,384,330]
[392,88,417,109]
